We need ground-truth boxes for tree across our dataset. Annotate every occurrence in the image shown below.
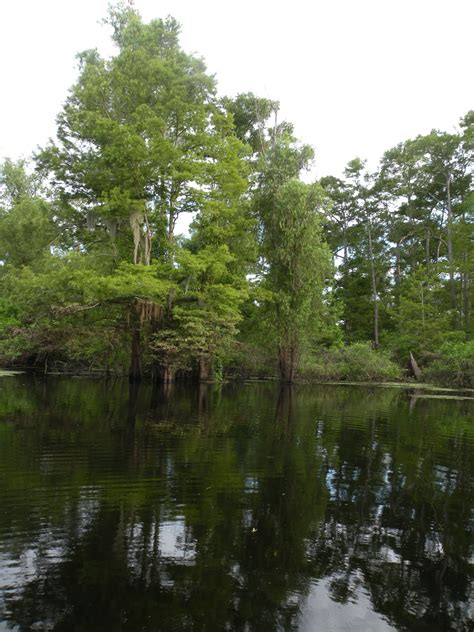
[0,160,56,268]
[380,122,473,333]
[39,7,248,264]
[151,246,247,381]
[36,5,250,379]
[322,160,392,347]
[259,176,331,382]
[394,265,452,360]
[223,95,335,381]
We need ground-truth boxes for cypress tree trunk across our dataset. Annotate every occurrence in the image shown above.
[156,365,175,383]
[198,358,212,382]
[278,346,297,383]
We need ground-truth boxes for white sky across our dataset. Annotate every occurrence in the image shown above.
[0,0,472,178]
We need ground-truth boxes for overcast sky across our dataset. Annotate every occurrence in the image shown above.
[1,0,473,178]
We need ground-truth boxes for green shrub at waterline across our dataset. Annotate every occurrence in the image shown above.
[424,341,474,388]
[302,343,402,382]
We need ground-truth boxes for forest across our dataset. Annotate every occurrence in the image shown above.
[0,5,472,386]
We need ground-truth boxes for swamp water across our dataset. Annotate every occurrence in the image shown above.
[0,376,472,631]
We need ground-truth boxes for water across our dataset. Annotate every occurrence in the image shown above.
[0,376,472,631]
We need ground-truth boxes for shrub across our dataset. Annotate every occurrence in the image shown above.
[301,343,402,382]
[224,342,276,379]
[424,341,474,388]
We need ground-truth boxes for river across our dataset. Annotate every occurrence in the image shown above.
[0,376,472,631]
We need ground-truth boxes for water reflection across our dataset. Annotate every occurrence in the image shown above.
[0,378,472,631]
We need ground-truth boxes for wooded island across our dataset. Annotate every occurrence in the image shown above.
[0,6,472,386]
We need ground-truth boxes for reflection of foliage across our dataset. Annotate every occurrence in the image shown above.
[0,378,472,631]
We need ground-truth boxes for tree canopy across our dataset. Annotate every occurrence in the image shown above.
[0,4,472,386]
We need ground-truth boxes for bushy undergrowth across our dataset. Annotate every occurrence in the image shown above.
[301,343,402,382]
[225,343,276,379]
[423,341,474,388]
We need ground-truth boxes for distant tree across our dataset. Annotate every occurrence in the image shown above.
[394,265,452,360]
[0,160,55,268]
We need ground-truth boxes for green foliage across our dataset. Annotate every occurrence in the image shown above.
[264,179,331,343]
[301,343,402,382]
[321,160,393,346]
[390,265,452,359]
[38,5,248,265]
[424,341,474,388]
[151,246,247,375]
[254,129,334,380]
[0,298,21,344]
[0,5,471,385]
[0,160,56,268]
[0,254,171,369]
[0,158,41,205]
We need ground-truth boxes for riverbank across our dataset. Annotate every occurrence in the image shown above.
[4,369,474,402]
[2,339,472,389]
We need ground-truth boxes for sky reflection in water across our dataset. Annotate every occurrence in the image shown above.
[0,377,472,631]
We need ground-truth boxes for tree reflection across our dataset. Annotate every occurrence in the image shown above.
[0,379,472,631]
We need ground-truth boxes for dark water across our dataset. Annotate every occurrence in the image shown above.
[0,377,472,632]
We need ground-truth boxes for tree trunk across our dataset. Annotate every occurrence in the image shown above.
[343,220,348,267]
[463,265,471,337]
[278,346,297,383]
[129,300,142,382]
[425,228,430,269]
[373,300,379,349]
[343,224,350,335]
[156,364,175,383]
[446,174,456,311]
[462,210,471,337]
[395,242,401,287]
[410,351,423,381]
[367,219,379,348]
[168,209,174,243]
[198,358,212,383]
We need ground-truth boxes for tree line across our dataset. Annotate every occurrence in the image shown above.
[0,5,472,384]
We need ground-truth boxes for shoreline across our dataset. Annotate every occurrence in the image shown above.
[1,369,473,397]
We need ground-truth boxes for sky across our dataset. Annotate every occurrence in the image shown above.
[0,0,473,178]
